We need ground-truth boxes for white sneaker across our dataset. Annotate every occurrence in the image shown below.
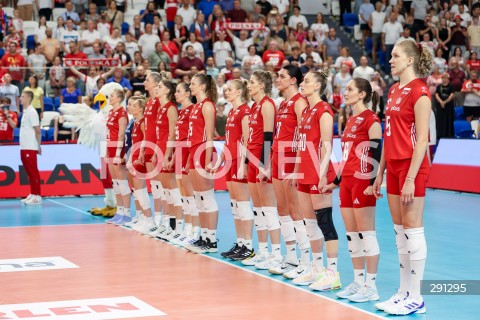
[21,194,34,204]
[242,252,268,266]
[148,225,166,238]
[170,231,187,246]
[269,257,298,275]
[384,294,426,315]
[124,215,141,228]
[131,217,147,232]
[309,269,342,291]
[283,263,308,280]
[255,254,282,270]
[159,227,174,241]
[179,234,198,248]
[348,285,380,302]
[336,282,363,299]
[25,195,42,205]
[375,291,407,311]
[293,264,324,286]
[136,221,156,234]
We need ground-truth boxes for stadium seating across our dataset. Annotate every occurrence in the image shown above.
[52,8,66,21]
[13,128,19,142]
[26,35,36,50]
[121,22,129,35]
[44,97,55,112]
[471,120,479,138]
[454,120,475,139]
[23,20,37,38]
[455,106,464,120]
[342,13,358,33]
[133,0,149,10]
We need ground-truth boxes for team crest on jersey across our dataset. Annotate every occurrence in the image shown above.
[396,98,402,104]
[351,125,357,132]
[402,87,411,95]
[355,117,364,124]
[421,86,428,93]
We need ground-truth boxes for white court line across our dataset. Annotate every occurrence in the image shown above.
[47,199,104,219]
[199,253,387,319]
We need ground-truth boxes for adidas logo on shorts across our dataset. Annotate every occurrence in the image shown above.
[311,185,318,191]
[232,174,237,179]
[353,198,360,205]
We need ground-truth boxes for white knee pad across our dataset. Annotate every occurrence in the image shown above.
[279,215,296,242]
[405,227,427,261]
[237,201,254,220]
[201,189,218,213]
[164,189,173,205]
[360,230,380,257]
[118,180,131,196]
[231,200,239,220]
[394,224,409,255]
[253,207,267,231]
[347,232,365,258]
[150,180,163,200]
[181,196,189,214]
[263,206,280,231]
[293,220,310,250]
[169,188,182,207]
[134,188,151,211]
[112,179,120,195]
[187,196,198,216]
[305,219,324,241]
[193,191,205,213]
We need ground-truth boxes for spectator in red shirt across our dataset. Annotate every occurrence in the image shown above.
[466,51,480,74]
[448,57,466,92]
[64,41,88,79]
[1,41,26,88]
[228,0,248,22]
[0,97,18,143]
[262,39,285,71]
[175,45,205,78]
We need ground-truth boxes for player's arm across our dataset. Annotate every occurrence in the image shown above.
[367,121,383,185]
[261,100,275,170]
[164,106,178,165]
[116,116,128,157]
[319,111,333,182]
[406,96,431,180]
[240,114,250,165]
[203,101,216,168]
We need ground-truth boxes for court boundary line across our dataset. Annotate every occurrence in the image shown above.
[47,199,105,219]
[199,253,386,319]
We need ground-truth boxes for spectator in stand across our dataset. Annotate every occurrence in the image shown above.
[61,1,81,26]
[213,30,233,68]
[220,57,235,80]
[158,61,173,80]
[323,28,342,61]
[214,99,228,138]
[130,15,145,40]
[177,0,197,28]
[61,77,83,104]
[182,33,204,61]
[0,74,20,113]
[53,113,75,142]
[130,65,147,95]
[458,4,472,28]
[466,51,480,74]
[450,15,468,57]
[27,44,47,90]
[451,46,466,70]
[241,60,253,79]
[61,18,80,54]
[426,65,442,96]
[64,41,88,79]
[461,69,480,122]
[299,55,315,74]
[107,67,133,100]
[176,45,205,78]
[103,27,123,56]
[433,48,447,74]
[382,11,403,77]
[124,33,139,62]
[270,14,289,43]
[1,42,26,89]
[302,29,320,55]
[17,0,34,21]
[284,31,300,57]
[138,24,160,60]
[242,44,264,71]
[161,30,180,68]
[229,0,248,22]
[151,14,166,36]
[216,73,226,99]
[197,0,217,23]
[204,56,219,78]
[249,4,263,22]
[190,12,212,54]
[334,63,352,96]
[271,0,289,17]
[398,27,415,43]
[435,73,455,139]
[169,15,189,49]
[287,46,304,66]
[106,0,124,30]
[23,75,45,119]
[0,3,8,42]
[468,16,480,56]
[81,20,101,57]
[0,98,18,143]
[334,47,356,71]
[226,28,257,64]
[49,56,65,97]
[210,5,231,43]
[19,90,42,205]
[310,12,329,43]
[165,0,178,29]
[11,9,24,37]
[338,104,353,136]
[113,42,133,69]
[370,71,386,117]
[34,16,48,43]
[292,22,307,44]
[300,43,322,66]
[420,33,437,56]
[256,0,272,16]
[288,5,308,29]
[54,16,65,44]
[410,0,429,27]
[141,1,161,25]
[37,0,54,21]
[448,57,466,107]
[369,1,386,67]
[359,0,375,49]
[148,41,172,71]
[353,55,375,81]
[86,3,100,24]
[262,39,285,71]
[69,65,114,98]
[89,43,106,59]
[4,26,23,52]
[252,14,270,53]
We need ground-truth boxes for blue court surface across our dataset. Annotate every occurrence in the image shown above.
[1,188,478,320]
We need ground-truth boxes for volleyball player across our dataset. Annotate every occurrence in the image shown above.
[212,79,255,260]
[187,74,220,254]
[268,65,312,278]
[372,40,433,315]
[170,82,201,247]
[135,72,163,234]
[323,78,382,302]
[153,79,184,241]
[105,89,131,225]
[242,71,282,268]
[291,70,341,290]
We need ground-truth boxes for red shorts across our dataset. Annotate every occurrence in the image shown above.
[339,175,376,208]
[247,148,271,184]
[130,155,147,174]
[386,157,430,197]
[175,145,190,175]
[226,158,247,183]
[297,183,321,194]
[189,143,217,170]
[271,151,297,180]
[298,162,336,187]
[106,147,125,165]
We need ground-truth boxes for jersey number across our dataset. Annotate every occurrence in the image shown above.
[341,141,351,162]
[298,133,307,151]
[385,116,391,137]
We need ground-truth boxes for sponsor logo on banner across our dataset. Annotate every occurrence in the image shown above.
[0,257,78,273]
[0,296,165,319]
[64,58,120,68]
[226,22,264,30]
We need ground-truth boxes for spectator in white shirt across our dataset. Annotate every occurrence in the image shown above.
[458,4,472,28]
[81,20,100,56]
[125,33,140,62]
[300,44,323,66]
[382,11,403,75]
[242,44,264,71]
[213,31,233,68]
[102,27,123,55]
[352,56,375,81]
[177,0,197,29]
[61,18,79,53]
[270,0,289,17]
[369,1,386,66]
[181,33,204,62]
[138,23,161,59]
[288,5,309,29]
[226,28,256,63]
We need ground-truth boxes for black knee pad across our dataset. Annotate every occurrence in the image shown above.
[314,207,338,241]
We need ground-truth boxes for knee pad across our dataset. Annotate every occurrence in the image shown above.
[346,232,364,258]
[315,207,338,241]
[360,230,380,257]
[181,196,189,215]
[187,196,199,216]
[237,201,254,220]
[253,207,267,231]
[231,200,239,220]
[394,224,409,255]
[263,206,280,231]
[193,191,205,213]
[150,180,163,200]
[279,215,296,242]
[169,188,183,207]
[405,227,427,260]
[111,179,120,195]
[164,189,173,205]
[293,220,310,250]
[201,189,218,213]
[118,179,131,196]
[134,188,151,211]
[304,218,324,241]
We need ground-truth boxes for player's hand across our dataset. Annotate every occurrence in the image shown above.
[364,185,374,196]
[237,164,247,180]
[401,179,415,206]
[37,146,42,155]
[139,151,145,164]
[372,173,384,199]
[164,157,174,171]
[283,173,297,188]
[113,156,122,164]
[322,183,337,194]
[257,167,271,183]
[151,153,157,164]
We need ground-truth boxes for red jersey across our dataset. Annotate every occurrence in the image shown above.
[131,118,145,157]
[144,97,160,144]
[297,101,334,184]
[384,79,431,161]
[156,101,176,153]
[273,93,306,153]
[225,104,250,160]
[0,111,17,141]
[341,109,380,178]
[248,96,276,151]
[188,98,215,147]
[106,107,128,144]
[461,78,480,91]
[175,104,193,145]
[165,0,178,22]
[1,53,26,82]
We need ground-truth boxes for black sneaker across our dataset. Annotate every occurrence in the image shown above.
[221,243,241,258]
[193,238,218,254]
[230,246,255,261]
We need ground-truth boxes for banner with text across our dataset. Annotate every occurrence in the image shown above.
[64,58,120,68]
